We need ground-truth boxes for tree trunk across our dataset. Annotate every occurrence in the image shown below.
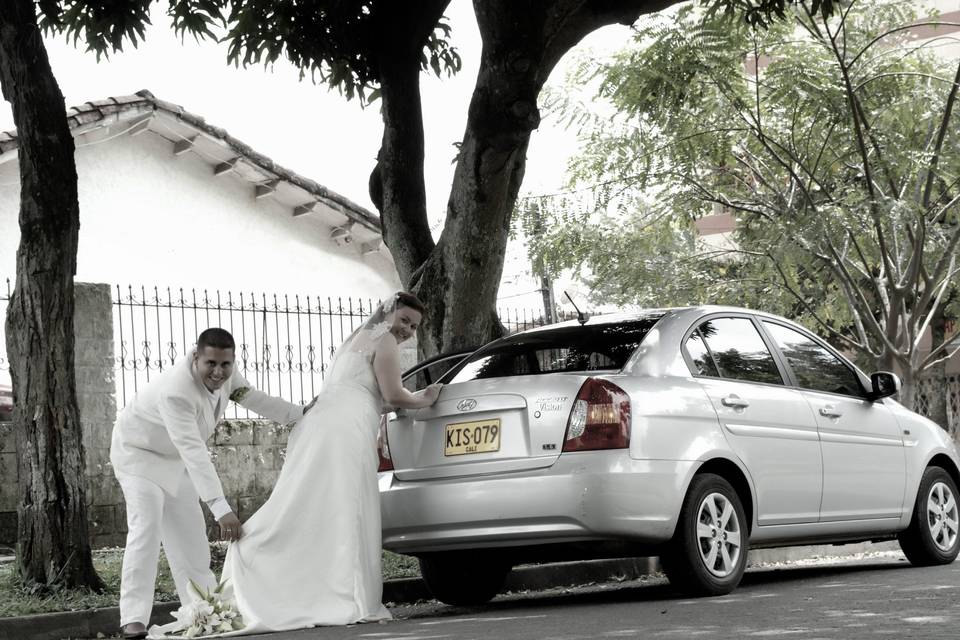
[375,0,678,357]
[412,0,678,355]
[921,307,950,432]
[0,0,103,591]
[369,0,449,357]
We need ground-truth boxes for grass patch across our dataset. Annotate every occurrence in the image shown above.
[0,547,420,618]
[382,550,421,579]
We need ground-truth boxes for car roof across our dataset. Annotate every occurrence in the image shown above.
[513,305,793,336]
[516,309,676,334]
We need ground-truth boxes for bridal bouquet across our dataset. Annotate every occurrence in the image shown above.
[167,579,245,638]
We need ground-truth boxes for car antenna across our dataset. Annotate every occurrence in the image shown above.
[564,291,589,325]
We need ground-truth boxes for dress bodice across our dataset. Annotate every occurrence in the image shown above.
[324,351,382,402]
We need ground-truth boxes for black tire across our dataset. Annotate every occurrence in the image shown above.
[660,473,749,597]
[418,551,511,606]
[899,466,960,566]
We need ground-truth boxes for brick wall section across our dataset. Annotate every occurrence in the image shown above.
[0,421,14,544]
[201,421,292,533]
[74,283,124,547]
[0,282,121,547]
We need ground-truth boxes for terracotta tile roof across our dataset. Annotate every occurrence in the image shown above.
[0,89,381,234]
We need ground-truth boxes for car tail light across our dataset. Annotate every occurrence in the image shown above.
[377,416,394,472]
[562,378,631,452]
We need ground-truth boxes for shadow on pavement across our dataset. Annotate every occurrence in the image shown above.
[396,557,919,621]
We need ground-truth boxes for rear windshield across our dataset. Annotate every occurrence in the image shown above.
[444,317,663,383]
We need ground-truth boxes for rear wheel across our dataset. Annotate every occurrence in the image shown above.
[899,466,960,566]
[418,551,511,606]
[661,473,748,597]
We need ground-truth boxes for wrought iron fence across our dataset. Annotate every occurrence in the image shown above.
[914,375,960,433]
[112,285,384,418]
[111,285,549,417]
[0,278,550,418]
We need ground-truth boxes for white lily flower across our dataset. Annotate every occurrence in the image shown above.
[165,578,245,637]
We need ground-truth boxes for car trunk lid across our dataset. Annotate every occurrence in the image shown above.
[387,375,591,481]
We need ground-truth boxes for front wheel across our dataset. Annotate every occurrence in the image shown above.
[660,473,748,597]
[899,466,960,566]
[419,551,511,606]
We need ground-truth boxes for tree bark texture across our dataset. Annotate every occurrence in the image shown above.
[923,307,951,433]
[0,0,103,590]
[375,0,678,357]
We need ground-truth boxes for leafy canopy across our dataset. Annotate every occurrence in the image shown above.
[523,0,960,377]
[38,0,462,103]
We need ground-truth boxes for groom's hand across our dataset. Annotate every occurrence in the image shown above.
[218,511,242,542]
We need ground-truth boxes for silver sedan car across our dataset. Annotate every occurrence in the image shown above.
[377,306,960,603]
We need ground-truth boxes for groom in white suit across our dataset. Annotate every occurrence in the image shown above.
[111,328,303,639]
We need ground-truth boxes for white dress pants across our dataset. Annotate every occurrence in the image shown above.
[117,472,217,626]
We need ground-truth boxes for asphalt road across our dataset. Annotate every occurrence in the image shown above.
[110,552,960,640]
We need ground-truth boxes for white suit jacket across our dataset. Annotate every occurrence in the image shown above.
[110,352,302,501]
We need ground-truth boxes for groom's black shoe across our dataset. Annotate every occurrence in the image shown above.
[120,622,148,639]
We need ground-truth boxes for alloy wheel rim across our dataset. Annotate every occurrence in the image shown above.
[696,492,742,578]
[926,481,959,553]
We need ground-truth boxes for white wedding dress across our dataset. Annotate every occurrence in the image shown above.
[224,348,392,632]
[150,334,393,638]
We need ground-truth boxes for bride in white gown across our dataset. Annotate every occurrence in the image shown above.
[150,292,441,637]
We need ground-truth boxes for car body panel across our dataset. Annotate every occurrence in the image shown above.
[389,375,589,481]
[803,390,906,521]
[380,451,696,553]
[890,400,960,528]
[696,377,822,525]
[621,376,727,462]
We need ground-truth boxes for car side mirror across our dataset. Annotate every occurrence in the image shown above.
[868,371,901,400]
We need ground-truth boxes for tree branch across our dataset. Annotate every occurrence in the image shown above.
[922,59,960,210]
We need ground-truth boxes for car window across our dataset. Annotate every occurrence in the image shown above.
[685,328,720,377]
[446,317,663,383]
[696,317,783,385]
[403,354,471,391]
[762,321,864,397]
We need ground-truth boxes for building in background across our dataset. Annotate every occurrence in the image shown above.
[0,90,397,298]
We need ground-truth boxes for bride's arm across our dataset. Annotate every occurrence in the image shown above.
[373,335,442,410]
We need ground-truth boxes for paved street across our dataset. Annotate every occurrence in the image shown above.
[160,552,957,640]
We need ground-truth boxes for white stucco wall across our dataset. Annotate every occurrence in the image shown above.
[0,129,400,300]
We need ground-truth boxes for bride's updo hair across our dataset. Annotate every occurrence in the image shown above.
[396,292,426,314]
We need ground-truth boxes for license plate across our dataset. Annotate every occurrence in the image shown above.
[444,418,501,456]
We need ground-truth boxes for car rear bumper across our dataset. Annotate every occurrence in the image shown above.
[379,450,694,554]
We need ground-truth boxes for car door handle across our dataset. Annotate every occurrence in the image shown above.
[721,395,750,409]
[819,405,843,418]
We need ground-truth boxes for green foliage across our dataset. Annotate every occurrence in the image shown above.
[0,547,178,617]
[38,0,462,104]
[218,1,454,103]
[40,0,152,56]
[0,546,419,616]
[704,0,837,27]
[39,1,227,58]
[526,0,960,382]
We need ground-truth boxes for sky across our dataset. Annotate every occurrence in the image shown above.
[0,0,638,313]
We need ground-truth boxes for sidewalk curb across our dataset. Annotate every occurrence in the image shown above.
[0,559,655,640]
[0,601,180,640]
[0,542,899,640]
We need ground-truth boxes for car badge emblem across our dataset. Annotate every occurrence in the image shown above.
[457,399,477,412]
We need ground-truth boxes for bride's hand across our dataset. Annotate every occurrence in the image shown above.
[423,383,443,405]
